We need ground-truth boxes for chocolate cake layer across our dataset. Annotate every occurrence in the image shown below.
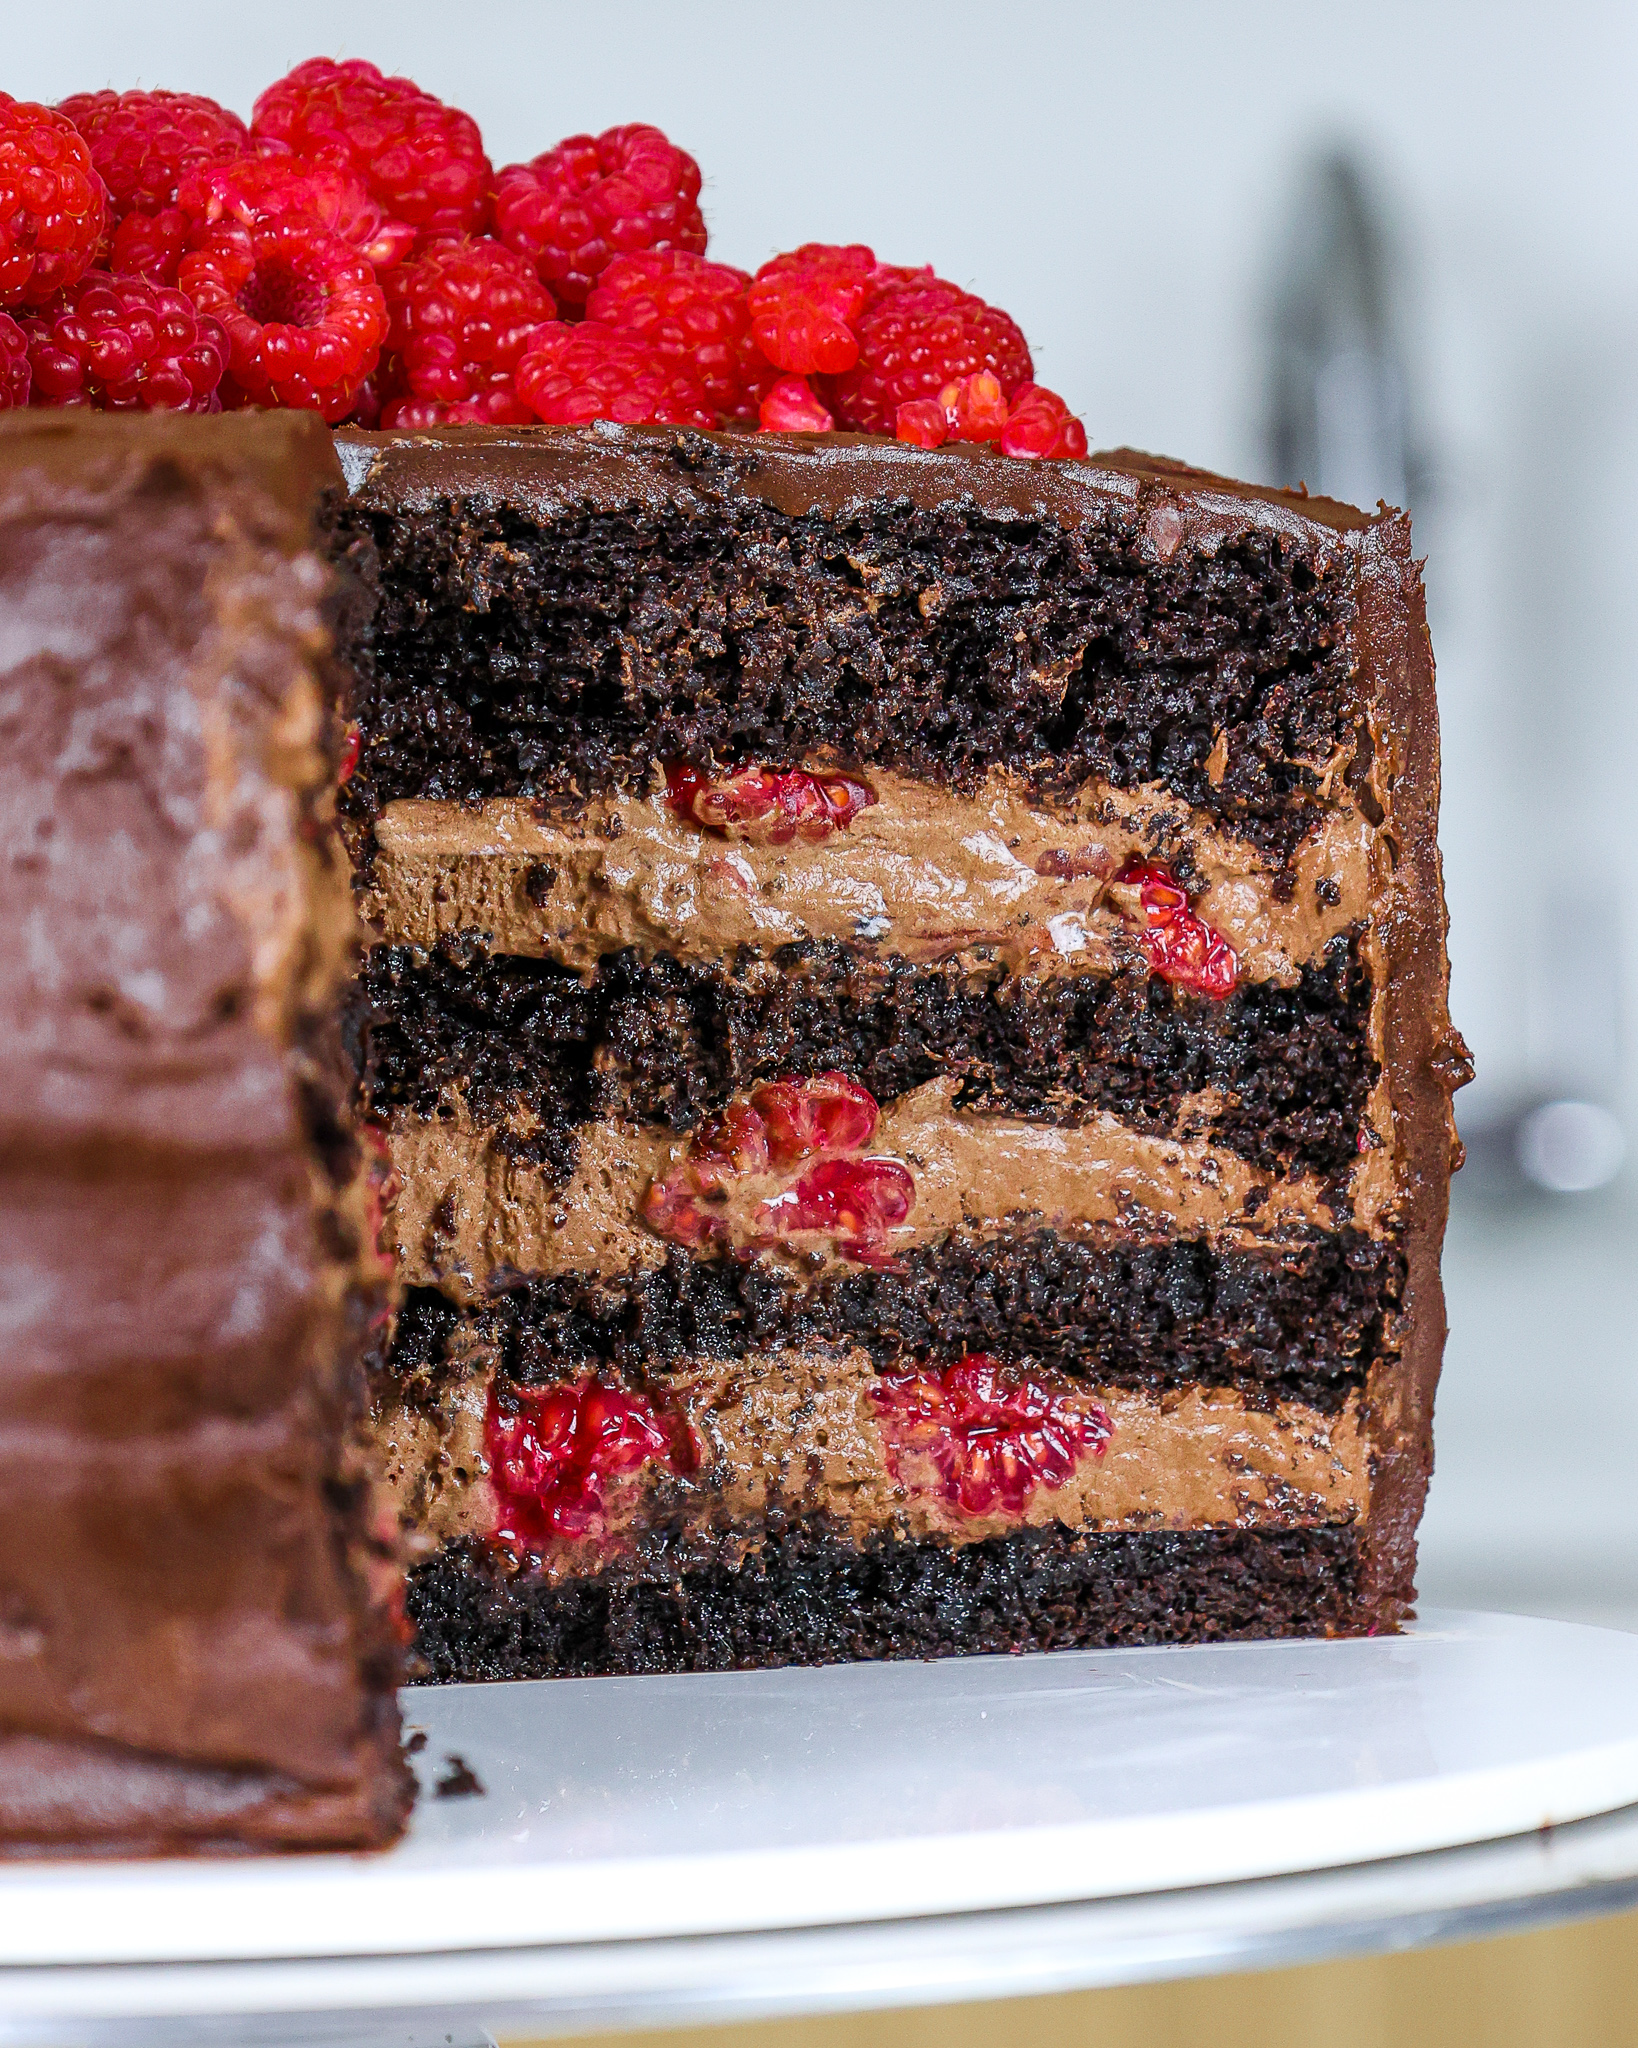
[334,425,1467,1651]
[332,427,1362,863]
[407,1523,1367,1680]
[356,931,1374,1183]
[0,411,410,1854]
[383,1217,1403,1412]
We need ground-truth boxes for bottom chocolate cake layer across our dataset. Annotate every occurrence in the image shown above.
[407,1523,1365,1681]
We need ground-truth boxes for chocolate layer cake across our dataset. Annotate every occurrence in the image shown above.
[0,411,411,1852]
[331,422,1469,1679]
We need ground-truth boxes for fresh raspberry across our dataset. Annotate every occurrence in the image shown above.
[179,213,387,420]
[643,1073,915,1266]
[759,375,833,432]
[747,243,876,375]
[872,1356,1112,1518]
[251,57,490,241]
[378,236,553,425]
[1109,858,1239,998]
[1001,381,1088,460]
[177,157,416,272]
[108,208,189,286]
[665,761,874,843]
[486,1372,697,1556]
[826,277,1032,437]
[516,319,712,427]
[380,388,537,428]
[0,100,108,305]
[895,397,947,448]
[20,269,226,412]
[57,90,249,226]
[586,249,777,420]
[942,369,1011,442]
[493,123,705,310]
[0,314,29,407]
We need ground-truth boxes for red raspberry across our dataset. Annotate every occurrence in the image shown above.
[486,1372,697,1556]
[20,269,225,412]
[586,249,776,420]
[754,1157,915,1266]
[493,123,705,310]
[179,213,387,421]
[665,761,874,843]
[872,1356,1112,1518]
[0,313,29,407]
[1109,858,1239,998]
[753,1072,880,1165]
[381,388,538,428]
[177,157,416,272]
[643,1072,915,1266]
[251,57,490,241]
[379,237,553,423]
[1001,381,1089,460]
[942,368,1011,442]
[516,319,712,427]
[0,100,108,306]
[895,397,947,448]
[57,90,248,225]
[826,277,1032,437]
[108,209,189,287]
[759,375,834,432]
[747,243,876,375]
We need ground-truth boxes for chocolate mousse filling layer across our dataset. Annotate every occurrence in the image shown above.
[353,771,1375,981]
[376,1081,1396,1298]
[355,931,1375,1185]
[406,1523,1367,1679]
[383,1212,1403,1411]
[332,426,1358,865]
[372,1349,1369,1559]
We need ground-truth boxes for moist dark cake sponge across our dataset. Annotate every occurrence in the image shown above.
[386,1217,1402,1416]
[332,430,1356,864]
[409,1524,1366,1681]
[354,930,1374,1183]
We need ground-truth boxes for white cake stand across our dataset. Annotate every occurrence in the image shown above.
[5,1610,1638,2048]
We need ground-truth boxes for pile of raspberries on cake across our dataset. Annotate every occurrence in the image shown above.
[0,61,1085,455]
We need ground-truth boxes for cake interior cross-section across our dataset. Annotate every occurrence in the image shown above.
[330,420,1470,1680]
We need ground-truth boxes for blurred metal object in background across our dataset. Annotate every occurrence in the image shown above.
[1265,150,1626,1201]
[1265,152,1413,514]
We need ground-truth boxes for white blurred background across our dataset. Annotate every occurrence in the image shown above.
[14,0,1637,1626]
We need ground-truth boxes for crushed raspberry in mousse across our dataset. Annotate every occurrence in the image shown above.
[872,1355,1112,1518]
[643,1073,915,1267]
[665,760,876,843]
[1109,857,1240,998]
[486,1374,697,1557]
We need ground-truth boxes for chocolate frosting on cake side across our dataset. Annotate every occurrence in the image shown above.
[0,411,412,1854]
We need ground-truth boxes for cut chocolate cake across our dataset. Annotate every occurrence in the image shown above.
[332,421,1469,1679]
[0,411,411,1852]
